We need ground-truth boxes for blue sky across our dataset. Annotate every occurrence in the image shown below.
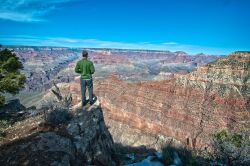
[0,0,250,55]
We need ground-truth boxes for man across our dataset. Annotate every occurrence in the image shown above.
[75,50,95,107]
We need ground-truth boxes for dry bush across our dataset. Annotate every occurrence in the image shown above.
[42,82,73,125]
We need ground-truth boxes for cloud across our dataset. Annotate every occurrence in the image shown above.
[162,42,178,45]
[0,0,73,22]
[0,35,238,55]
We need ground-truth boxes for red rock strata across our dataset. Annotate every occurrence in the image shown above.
[57,52,250,149]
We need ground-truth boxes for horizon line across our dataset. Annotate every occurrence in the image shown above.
[1,44,232,56]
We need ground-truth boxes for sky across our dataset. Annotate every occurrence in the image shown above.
[0,0,250,55]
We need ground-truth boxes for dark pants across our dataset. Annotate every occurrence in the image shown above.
[80,79,93,106]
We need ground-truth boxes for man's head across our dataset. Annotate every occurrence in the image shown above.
[82,50,88,58]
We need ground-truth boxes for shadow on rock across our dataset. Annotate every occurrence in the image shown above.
[0,105,119,166]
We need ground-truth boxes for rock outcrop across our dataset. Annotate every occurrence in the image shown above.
[177,51,250,96]
[62,52,249,150]
[0,104,118,165]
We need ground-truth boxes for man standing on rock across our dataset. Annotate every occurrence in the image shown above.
[75,50,95,107]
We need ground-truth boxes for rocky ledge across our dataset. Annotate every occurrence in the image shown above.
[0,104,118,166]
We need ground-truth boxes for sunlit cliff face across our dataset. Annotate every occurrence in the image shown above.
[50,52,249,150]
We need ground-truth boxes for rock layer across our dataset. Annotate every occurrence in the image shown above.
[62,52,250,149]
[5,47,80,92]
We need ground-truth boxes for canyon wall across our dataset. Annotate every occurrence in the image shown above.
[11,47,80,91]
[5,47,220,93]
[59,52,249,149]
[4,46,221,107]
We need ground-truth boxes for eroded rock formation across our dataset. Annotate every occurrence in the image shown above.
[5,47,80,92]
[60,52,249,150]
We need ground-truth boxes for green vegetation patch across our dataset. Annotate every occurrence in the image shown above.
[0,115,16,138]
[162,144,198,166]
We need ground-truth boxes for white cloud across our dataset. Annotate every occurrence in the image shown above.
[0,35,238,55]
[162,42,178,45]
[0,12,43,22]
[0,0,73,22]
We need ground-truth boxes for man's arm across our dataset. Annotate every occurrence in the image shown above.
[90,62,95,74]
[75,61,81,74]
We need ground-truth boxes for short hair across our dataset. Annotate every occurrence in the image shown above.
[82,50,88,57]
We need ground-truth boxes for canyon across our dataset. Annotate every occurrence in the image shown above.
[4,47,249,149]
[57,51,249,150]
[1,46,249,165]
[4,46,220,107]
[7,47,221,90]
[8,47,80,91]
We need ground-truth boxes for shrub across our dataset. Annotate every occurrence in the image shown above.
[0,48,26,107]
[162,145,175,164]
[44,107,72,125]
[162,144,198,166]
[211,129,250,166]
[0,116,15,138]
[42,82,73,126]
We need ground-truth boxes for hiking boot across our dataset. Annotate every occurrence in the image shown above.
[82,101,88,107]
[90,96,97,105]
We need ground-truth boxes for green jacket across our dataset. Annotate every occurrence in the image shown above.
[75,59,95,79]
